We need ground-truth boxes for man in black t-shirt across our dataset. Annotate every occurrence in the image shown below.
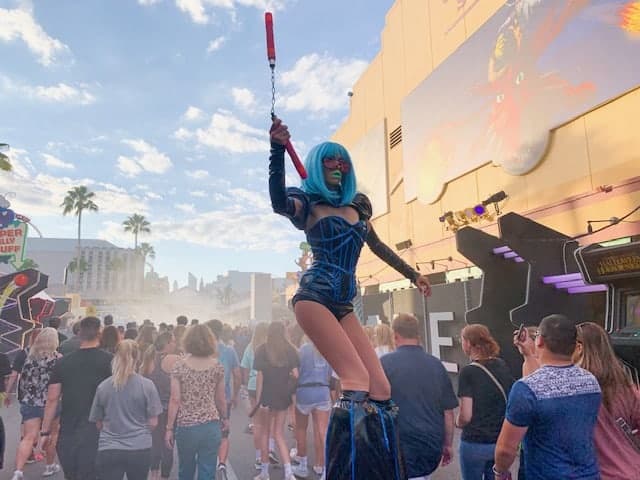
[40,317,112,480]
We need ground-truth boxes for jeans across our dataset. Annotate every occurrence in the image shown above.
[150,410,174,477]
[57,421,100,480]
[459,440,496,480]
[175,421,222,480]
[96,448,151,480]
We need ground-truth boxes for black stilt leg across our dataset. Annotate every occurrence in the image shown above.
[325,390,368,480]
[369,399,407,480]
[326,392,407,480]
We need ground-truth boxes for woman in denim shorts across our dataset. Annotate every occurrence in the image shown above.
[9,328,62,479]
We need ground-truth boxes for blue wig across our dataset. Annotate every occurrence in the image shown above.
[301,142,357,206]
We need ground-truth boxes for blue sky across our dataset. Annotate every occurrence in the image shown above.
[0,0,393,286]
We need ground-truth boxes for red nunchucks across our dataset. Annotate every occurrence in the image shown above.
[265,12,307,179]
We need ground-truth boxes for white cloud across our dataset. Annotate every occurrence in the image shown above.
[280,53,367,114]
[0,75,96,105]
[190,190,208,198]
[228,188,270,210]
[173,127,191,141]
[176,203,196,214]
[186,169,209,179]
[46,141,102,155]
[206,36,226,53]
[231,87,256,112]
[34,83,96,105]
[117,155,143,177]
[0,5,70,66]
[0,148,148,217]
[143,0,287,24]
[98,182,127,194]
[99,187,299,252]
[146,192,163,200]
[117,139,173,177]
[42,153,75,170]
[175,109,268,154]
[176,0,209,24]
[182,106,205,122]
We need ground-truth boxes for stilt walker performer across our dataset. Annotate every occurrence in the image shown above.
[264,14,432,480]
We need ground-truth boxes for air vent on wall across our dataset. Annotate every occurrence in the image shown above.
[389,125,402,149]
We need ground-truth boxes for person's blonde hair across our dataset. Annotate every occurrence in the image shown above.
[28,328,59,359]
[182,324,217,357]
[374,323,395,350]
[364,325,376,345]
[112,340,139,391]
[250,322,269,351]
[576,322,634,410]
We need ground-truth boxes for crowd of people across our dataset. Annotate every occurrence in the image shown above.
[0,310,638,480]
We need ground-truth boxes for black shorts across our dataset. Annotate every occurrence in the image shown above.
[292,292,354,321]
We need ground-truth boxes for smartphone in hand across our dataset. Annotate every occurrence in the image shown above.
[517,324,527,343]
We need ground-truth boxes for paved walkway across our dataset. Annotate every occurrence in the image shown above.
[1,402,518,479]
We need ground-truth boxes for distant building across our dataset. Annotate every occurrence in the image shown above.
[187,272,197,291]
[250,273,272,325]
[27,238,144,300]
[145,270,170,296]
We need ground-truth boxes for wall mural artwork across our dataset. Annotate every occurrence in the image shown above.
[403,0,640,204]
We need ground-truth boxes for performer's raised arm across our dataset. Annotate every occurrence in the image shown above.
[354,192,431,296]
[269,117,302,218]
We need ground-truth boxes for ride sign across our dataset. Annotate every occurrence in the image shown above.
[0,220,28,269]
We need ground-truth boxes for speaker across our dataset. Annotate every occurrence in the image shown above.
[395,239,412,250]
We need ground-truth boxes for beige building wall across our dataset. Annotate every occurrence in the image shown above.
[333,0,640,286]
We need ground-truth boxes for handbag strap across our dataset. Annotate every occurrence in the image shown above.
[470,361,507,403]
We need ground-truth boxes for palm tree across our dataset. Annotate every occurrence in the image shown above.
[0,143,11,172]
[138,242,155,271]
[19,258,39,270]
[123,213,150,249]
[61,186,98,290]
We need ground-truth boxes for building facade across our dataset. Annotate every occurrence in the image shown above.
[332,0,640,290]
[27,238,144,300]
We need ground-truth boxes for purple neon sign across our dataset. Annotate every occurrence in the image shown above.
[567,285,607,294]
[542,273,583,284]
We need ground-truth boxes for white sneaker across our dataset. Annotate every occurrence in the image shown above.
[43,464,61,477]
[254,472,270,480]
[289,447,298,459]
[292,464,309,478]
[11,471,24,480]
